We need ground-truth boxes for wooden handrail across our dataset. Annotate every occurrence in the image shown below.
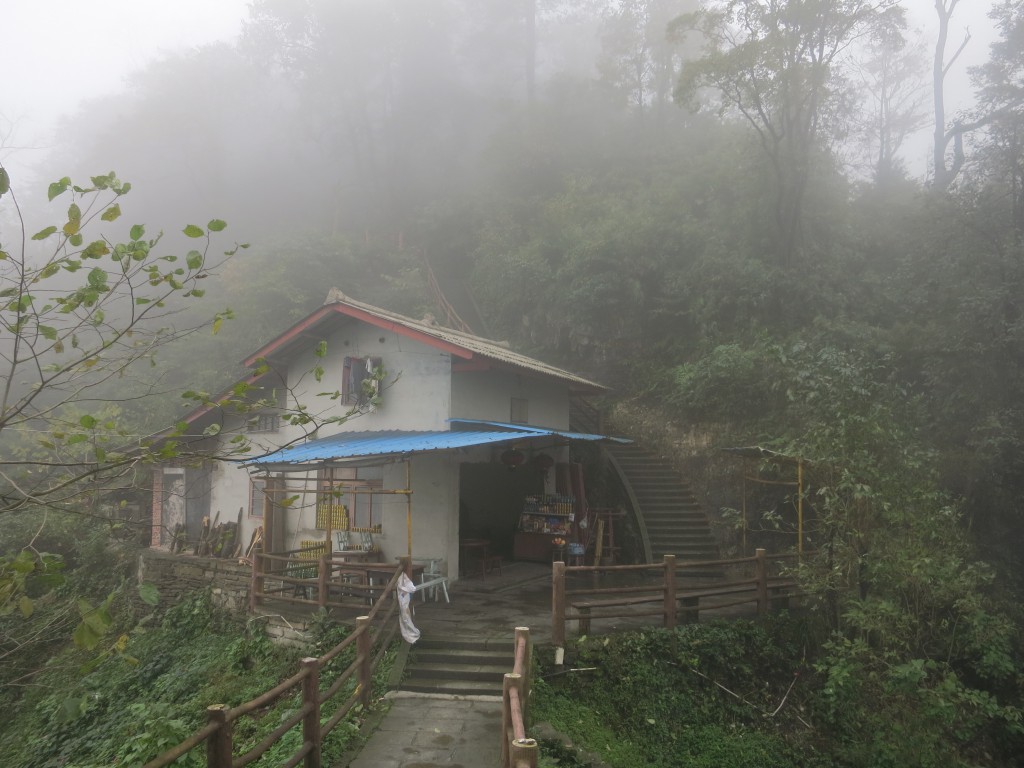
[144,559,409,768]
[552,550,804,643]
[501,628,536,768]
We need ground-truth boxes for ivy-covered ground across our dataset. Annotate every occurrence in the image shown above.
[1,589,395,768]
[531,617,1023,768]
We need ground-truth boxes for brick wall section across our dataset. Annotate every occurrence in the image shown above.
[139,549,253,614]
[150,469,163,548]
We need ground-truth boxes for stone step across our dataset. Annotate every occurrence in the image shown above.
[412,647,511,666]
[407,662,508,682]
[399,678,503,696]
[415,637,514,652]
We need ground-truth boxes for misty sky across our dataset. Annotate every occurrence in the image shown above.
[2,0,249,182]
[0,0,1000,184]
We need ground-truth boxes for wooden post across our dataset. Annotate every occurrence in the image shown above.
[501,673,515,767]
[250,552,264,612]
[663,554,677,629]
[205,705,232,768]
[301,658,322,768]
[515,627,531,725]
[755,548,768,615]
[317,554,328,608]
[510,738,539,768]
[551,561,566,648]
[356,616,372,707]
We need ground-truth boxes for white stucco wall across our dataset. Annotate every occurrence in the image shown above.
[276,319,453,445]
[451,368,570,429]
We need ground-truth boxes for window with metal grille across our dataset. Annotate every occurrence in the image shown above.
[342,356,383,406]
[247,412,280,433]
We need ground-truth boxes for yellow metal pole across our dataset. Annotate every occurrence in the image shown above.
[406,461,412,558]
[326,467,334,556]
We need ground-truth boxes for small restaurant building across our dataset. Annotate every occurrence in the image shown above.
[151,290,625,588]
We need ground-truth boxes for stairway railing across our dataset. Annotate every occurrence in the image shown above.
[501,626,537,768]
[143,559,408,768]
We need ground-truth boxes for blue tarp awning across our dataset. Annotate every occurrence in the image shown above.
[243,419,628,472]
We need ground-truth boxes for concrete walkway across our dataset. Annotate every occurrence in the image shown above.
[347,694,503,768]
[337,562,553,767]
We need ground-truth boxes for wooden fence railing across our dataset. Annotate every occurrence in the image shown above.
[552,549,802,646]
[143,559,408,768]
[250,547,401,613]
[501,626,538,768]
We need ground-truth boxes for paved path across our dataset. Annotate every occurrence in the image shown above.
[338,562,552,767]
[346,694,503,768]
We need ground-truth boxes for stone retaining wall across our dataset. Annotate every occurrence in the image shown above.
[138,549,317,645]
[138,549,252,614]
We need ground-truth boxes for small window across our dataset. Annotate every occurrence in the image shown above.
[510,397,529,424]
[342,356,383,406]
[247,413,280,433]
[249,478,267,518]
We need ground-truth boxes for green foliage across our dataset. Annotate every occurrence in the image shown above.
[535,620,813,767]
[0,169,244,519]
[670,341,781,422]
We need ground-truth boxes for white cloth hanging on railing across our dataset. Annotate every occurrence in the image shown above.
[397,572,421,644]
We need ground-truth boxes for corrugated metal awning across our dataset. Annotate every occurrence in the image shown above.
[243,420,628,472]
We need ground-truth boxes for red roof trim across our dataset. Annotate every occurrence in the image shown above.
[242,304,473,367]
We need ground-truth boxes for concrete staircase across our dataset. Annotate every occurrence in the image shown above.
[605,443,719,564]
[398,637,512,697]
[569,399,719,565]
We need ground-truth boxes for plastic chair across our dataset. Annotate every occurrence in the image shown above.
[417,558,450,603]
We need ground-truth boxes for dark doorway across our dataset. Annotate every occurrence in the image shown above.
[459,462,543,559]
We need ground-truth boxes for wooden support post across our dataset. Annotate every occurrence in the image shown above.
[301,658,322,768]
[356,616,372,707]
[317,554,328,609]
[501,673,515,767]
[755,548,768,615]
[551,561,566,648]
[250,552,263,612]
[510,738,539,768]
[663,554,677,629]
[577,605,590,635]
[515,627,532,725]
[205,705,232,768]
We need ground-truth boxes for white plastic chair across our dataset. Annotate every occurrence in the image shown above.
[417,558,450,603]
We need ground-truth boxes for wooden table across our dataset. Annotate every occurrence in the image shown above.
[460,538,503,578]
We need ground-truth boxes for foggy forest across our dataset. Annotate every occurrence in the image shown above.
[2,0,1024,766]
